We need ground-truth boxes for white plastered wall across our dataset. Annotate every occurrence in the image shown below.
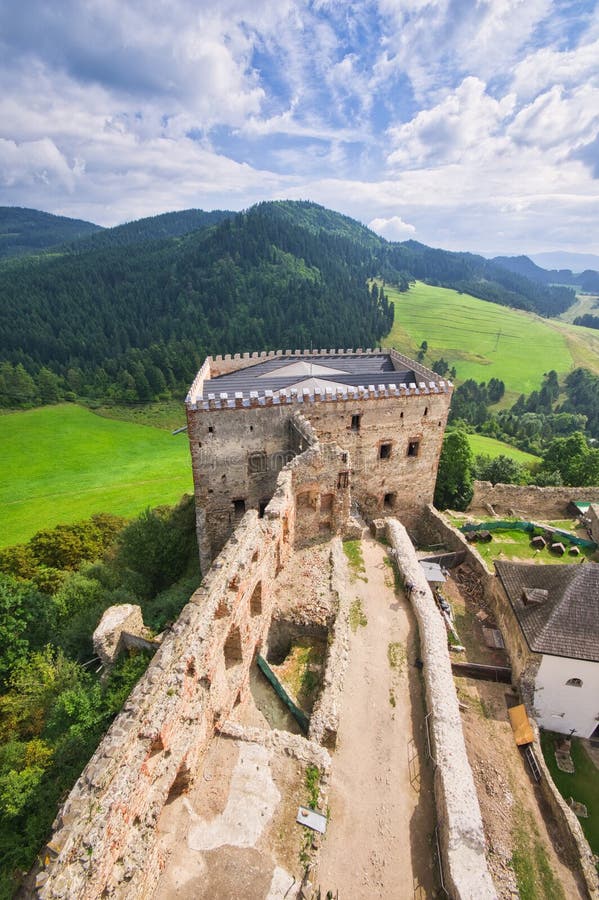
[534,654,599,738]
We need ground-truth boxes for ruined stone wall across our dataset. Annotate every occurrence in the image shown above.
[38,507,287,899]
[468,481,599,519]
[37,433,357,898]
[420,506,537,681]
[386,518,496,900]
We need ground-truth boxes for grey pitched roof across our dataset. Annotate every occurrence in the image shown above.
[495,560,599,662]
[200,354,416,399]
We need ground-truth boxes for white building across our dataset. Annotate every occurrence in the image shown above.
[495,561,599,740]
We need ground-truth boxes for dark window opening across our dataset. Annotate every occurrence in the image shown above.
[259,499,268,518]
[351,414,361,431]
[233,498,246,517]
[379,442,392,460]
[424,406,428,416]
[208,425,214,434]
[407,440,420,458]
[566,677,583,687]
[224,626,243,669]
[249,425,254,432]
[250,582,262,617]
[400,411,404,419]
[384,492,396,510]
[197,441,202,449]
[248,451,268,475]
[337,471,350,489]
[341,452,348,463]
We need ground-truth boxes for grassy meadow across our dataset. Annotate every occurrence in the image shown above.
[384,281,599,401]
[0,404,193,547]
[465,433,540,464]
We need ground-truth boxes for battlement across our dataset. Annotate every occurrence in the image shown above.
[185,347,450,409]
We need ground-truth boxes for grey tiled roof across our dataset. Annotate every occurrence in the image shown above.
[200,354,415,399]
[495,560,599,662]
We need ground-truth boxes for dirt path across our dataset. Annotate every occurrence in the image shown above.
[317,535,437,899]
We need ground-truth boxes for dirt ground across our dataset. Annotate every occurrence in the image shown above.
[457,677,585,899]
[316,535,438,899]
[153,733,306,899]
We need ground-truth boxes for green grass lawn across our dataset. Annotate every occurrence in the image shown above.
[466,433,540,465]
[0,404,193,547]
[540,732,599,856]
[460,525,598,568]
[384,281,578,395]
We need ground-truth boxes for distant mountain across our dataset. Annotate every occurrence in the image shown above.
[66,208,233,252]
[492,253,599,294]
[531,251,599,272]
[0,200,579,408]
[0,207,102,260]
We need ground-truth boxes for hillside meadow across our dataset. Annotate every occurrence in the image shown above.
[465,433,540,464]
[385,281,599,400]
[0,404,192,547]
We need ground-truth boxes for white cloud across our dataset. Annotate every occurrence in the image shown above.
[387,77,515,168]
[368,215,416,240]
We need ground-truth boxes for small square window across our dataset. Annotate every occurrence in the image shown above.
[379,442,392,460]
[407,440,420,457]
[208,425,215,434]
[351,414,361,431]
[233,499,246,516]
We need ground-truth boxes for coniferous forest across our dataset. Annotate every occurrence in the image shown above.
[0,200,575,408]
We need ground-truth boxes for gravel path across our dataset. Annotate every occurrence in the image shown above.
[316,535,437,899]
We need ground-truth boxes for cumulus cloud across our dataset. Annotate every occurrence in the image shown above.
[0,0,597,255]
[368,215,416,240]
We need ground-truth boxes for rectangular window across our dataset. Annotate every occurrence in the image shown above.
[379,442,392,460]
[351,414,361,431]
[407,440,420,458]
[337,471,350,489]
[233,498,246,516]
[208,425,214,434]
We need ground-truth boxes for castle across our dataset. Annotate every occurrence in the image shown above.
[36,347,503,900]
[185,347,453,569]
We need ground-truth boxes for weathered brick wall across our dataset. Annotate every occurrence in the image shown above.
[469,481,599,519]
[37,432,357,898]
[37,507,287,898]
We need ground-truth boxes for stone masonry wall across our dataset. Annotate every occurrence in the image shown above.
[420,506,537,681]
[305,390,450,531]
[386,518,497,899]
[469,482,599,519]
[37,433,356,898]
[37,507,288,899]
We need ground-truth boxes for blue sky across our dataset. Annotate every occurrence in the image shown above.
[0,0,598,255]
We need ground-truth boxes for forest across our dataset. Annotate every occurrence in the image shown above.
[0,497,199,898]
[0,201,576,408]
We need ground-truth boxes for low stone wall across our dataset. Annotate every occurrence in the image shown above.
[532,724,599,898]
[469,482,599,519]
[386,518,497,900]
[308,539,352,748]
